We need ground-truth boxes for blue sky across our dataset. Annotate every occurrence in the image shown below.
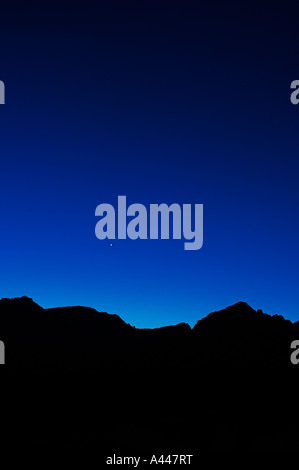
[0,1,298,327]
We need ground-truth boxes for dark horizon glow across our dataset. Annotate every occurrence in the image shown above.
[1,1,299,328]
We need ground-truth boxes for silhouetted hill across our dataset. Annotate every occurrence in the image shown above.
[193,301,292,332]
[192,301,294,369]
[1,296,299,450]
[1,297,296,370]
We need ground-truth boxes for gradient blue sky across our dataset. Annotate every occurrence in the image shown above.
[1,1,298,327]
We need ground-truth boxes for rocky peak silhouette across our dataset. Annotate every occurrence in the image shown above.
[1,296,299,449]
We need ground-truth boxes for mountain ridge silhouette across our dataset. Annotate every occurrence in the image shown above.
[1,295,299,450]
[0,295,295,328]
[0,295,296,369]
